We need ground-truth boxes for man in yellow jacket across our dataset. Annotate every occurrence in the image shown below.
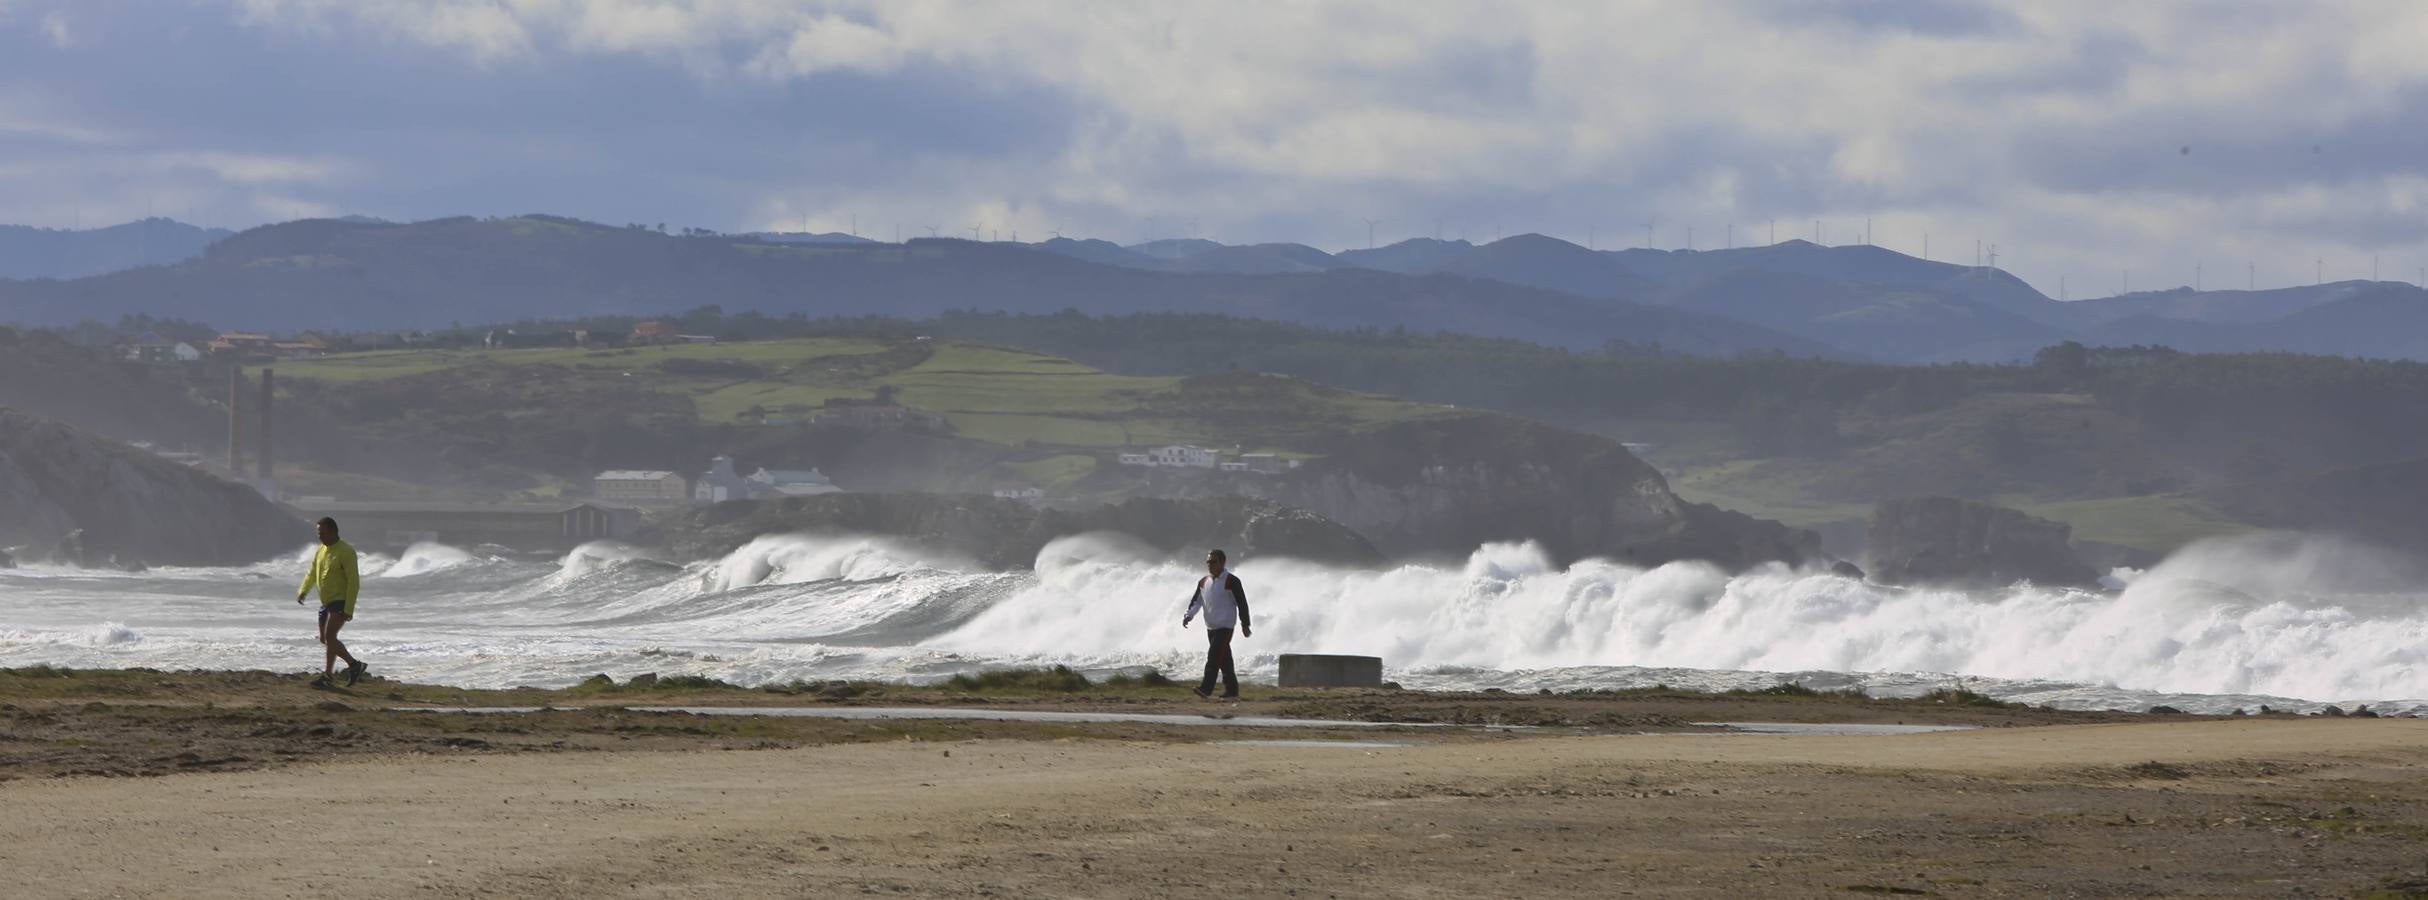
[296,517,367,688]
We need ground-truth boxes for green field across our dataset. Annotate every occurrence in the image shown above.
[2015,494,2253,554]
[260,338,1452,457]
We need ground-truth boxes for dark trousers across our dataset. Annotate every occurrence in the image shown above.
[1199,627,1238,697]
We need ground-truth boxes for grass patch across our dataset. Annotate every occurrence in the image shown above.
[938,666,1183,695]
[2124,761,2189,780]
[1727,683,1869,700]
[2357,877,2428,899]
[560,672,743,693]
[1004,453,1100,488]
[271,337,1443,458]
[945,665,1094,693]
[1921,687,2022,709]
[1103,670,1177,689]
[2019,493,2253,555]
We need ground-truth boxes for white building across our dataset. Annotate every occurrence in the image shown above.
[749,467,841,497]
[594,470,686,504]
[693,456,753,503]
[1146,445,1219,468]
[1117,452,1151,466]
[1240,453,1287,474]
[993,487,1045,502]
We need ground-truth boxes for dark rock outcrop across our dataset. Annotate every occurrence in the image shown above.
[1864,496,2100,588]
[1180,414,1822,570]
[665,493,1381,569]
[0,409,304,567]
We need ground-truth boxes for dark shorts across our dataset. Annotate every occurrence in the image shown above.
[317,603,349,627]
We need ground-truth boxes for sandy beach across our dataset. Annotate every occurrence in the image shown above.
[5,672,2428,898]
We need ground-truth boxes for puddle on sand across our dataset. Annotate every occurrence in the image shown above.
[1691,722,1978,736]
[1216,739,1420,749]
[401,705,1444,729]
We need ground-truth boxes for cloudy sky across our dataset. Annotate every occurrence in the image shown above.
[4,0,2427,296]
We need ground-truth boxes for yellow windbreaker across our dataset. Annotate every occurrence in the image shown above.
[300,540,361,617]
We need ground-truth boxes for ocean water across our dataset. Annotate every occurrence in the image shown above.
[0,531,2420,715]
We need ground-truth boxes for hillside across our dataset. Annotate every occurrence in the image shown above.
[257,336,1820,567]
[0,216,1826,358]
[2083,283,2428,359]
[0,327,224,449]
[2200,455,2428,551]
[2067,282,2375,326]
[0,409,303,566]
[263,337,1457,465]
[22,215,2428,364]
[870,312,2428,557]
[0,218,231,280]
[1045,232,2428,364]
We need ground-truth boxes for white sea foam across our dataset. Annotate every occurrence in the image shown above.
[1,530,2423,712]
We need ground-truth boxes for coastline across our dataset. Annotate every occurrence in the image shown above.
[7,667,2427,897]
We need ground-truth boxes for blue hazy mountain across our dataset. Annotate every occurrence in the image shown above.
[0,214,1835,359]
[1333,238,1474,273]
[746,231,879,245]
[0,218,233,280]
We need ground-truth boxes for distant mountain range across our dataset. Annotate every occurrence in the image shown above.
[0,218,232,280]
[1030,231,2428,363]
[7,215,2428,363]
[0,215,1828,358]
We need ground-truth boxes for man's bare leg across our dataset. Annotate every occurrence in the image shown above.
[320,614,358,677]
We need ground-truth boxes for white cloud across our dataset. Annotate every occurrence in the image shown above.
[9,0,2425,296]
[154,151,349,186]
[0,88,119,144]
[237,0,534,63]
[37,9,66,47]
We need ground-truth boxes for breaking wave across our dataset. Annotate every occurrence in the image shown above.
[2,530,2424,713]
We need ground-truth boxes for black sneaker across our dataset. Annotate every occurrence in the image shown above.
[309,675,333,689]
[344,661,367,687]
[1190,685,1211,699]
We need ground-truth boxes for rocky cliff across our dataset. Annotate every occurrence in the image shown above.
[1166,414,1821,570]
[0,409,305,567]
[1864,496,2100,588]
[664,493,1381,569]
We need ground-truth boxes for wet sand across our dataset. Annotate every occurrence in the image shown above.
[4,672,2427,897]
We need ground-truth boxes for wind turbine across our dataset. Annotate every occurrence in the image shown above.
[1363,218,1381,250]
[968,224,982,241]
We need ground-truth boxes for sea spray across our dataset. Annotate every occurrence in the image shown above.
[378,542,484,579]
[701,533,972,593]
[3,530,2426,709]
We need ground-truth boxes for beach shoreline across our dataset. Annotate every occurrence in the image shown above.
[6,668,2428,896]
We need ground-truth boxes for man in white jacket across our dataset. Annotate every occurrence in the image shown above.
[1182,548,1253,699]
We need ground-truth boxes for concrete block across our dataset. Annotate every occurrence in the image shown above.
[1277,653,1383,689]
